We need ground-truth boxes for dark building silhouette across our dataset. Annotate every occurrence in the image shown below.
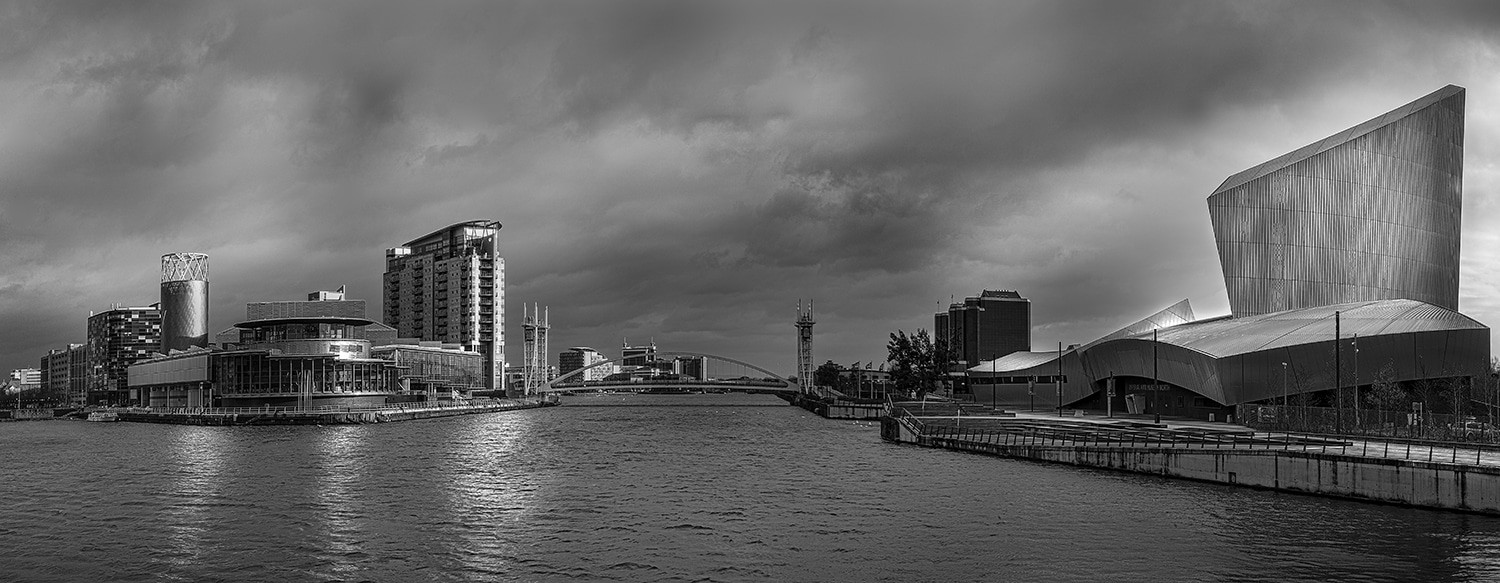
[935,290,1031,366]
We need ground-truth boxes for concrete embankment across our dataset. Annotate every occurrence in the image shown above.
[883,402,1500,515]
[111,397,555,426]
[1,408,59,421]
[787,394,886,420]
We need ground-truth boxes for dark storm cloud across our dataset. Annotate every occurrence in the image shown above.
[5,0,1500,374]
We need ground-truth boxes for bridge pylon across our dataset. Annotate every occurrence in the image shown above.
[795,300,815,395]
[522,304,549,395]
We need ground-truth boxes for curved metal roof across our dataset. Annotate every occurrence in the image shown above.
[973,350,1064,373]
[233,316,378,328]
[1140,298,1484,358]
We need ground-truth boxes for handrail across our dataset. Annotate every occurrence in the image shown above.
[90,397,538,416]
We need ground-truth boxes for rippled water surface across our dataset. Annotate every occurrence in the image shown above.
[6,393,1500,582]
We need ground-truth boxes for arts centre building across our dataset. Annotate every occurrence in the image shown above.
[969,85,1489,420]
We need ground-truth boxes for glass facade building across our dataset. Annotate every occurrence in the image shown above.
[86,305,162,405]
[215,316,397,408]
[370,344,485,395]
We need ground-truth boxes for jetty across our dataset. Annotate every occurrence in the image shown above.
[884,401,1500,515]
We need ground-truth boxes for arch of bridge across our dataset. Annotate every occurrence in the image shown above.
[541,351,796,391]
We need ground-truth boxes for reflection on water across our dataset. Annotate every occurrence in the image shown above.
[5,394,1500,582]
[158,426,229,578]
[312,427,367,580]
[444,411,537,578]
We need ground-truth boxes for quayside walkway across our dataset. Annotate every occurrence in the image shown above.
[884,401,1500,515]
[92,396,556,426]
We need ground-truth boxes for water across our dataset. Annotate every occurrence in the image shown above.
[4,393,1500,582]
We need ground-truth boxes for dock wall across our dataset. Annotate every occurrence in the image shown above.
[113,397,554,426]
[791,396,884,420]
[886,417,1500,515]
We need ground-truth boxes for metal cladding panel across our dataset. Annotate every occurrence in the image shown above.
[1209,86,1464,317]
[1078,338,1225,404]
[1075,299,1488,406]
[1216,328,1489,405]
[1076,299,1194,353]
[1149,299,1484,359]
[161,280,209,352]
[975,350,1061,373]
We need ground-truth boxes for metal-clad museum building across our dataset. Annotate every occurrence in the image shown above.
[970,85,1488,418]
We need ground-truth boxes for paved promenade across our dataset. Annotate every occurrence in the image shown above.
[892,401,1500,469]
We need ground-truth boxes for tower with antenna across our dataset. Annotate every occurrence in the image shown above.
[795,300,815,395]
[522,304,549,395]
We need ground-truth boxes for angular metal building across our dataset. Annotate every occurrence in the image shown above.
[1209,85,1465,317]
[970,85,1487,418]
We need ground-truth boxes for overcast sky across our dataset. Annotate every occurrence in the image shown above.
[4,0,1500,376]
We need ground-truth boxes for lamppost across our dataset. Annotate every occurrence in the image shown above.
[1281,361,1288,408]
[1153,328,1161,424]
[1334,310,1342,433]
[1057,341,1064,417]
[988,353,997,410]
[1352,334,1360,431]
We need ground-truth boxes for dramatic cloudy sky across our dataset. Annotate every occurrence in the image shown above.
[4,0,1500,376]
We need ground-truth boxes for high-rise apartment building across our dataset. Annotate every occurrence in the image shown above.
[384,221,504,390]
[559,347,611,382]
[87,305,162,404]
[40,345,85,404]
[935,290,1031,366]
[674,355,708,381]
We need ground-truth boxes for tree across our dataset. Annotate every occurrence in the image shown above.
[1364,362,1405,411]
[887,329,948,398]
[813,360,841,390]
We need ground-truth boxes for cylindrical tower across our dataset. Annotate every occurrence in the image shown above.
[160,253,209,353]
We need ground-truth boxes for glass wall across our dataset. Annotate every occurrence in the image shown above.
[216,352,396,396]
[245,323,361,343]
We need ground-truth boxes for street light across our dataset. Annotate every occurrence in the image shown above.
[1057,341,1064,417]
[1334,310,1342,433]
[989,353,997,411]
[1153,328,1160,424]
[1352,334,1360,430]
[1281,362,1288,408]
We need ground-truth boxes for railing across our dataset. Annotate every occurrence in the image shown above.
[887,403,1500,467]
[546,379,794,390]
[89,397,539,416]
[1237,404,1500,444]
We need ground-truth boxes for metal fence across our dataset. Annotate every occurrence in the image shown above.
[1237,404,1500,443]
[888,404,1500,467]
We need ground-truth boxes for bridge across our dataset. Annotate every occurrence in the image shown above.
[537,351,799,394]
